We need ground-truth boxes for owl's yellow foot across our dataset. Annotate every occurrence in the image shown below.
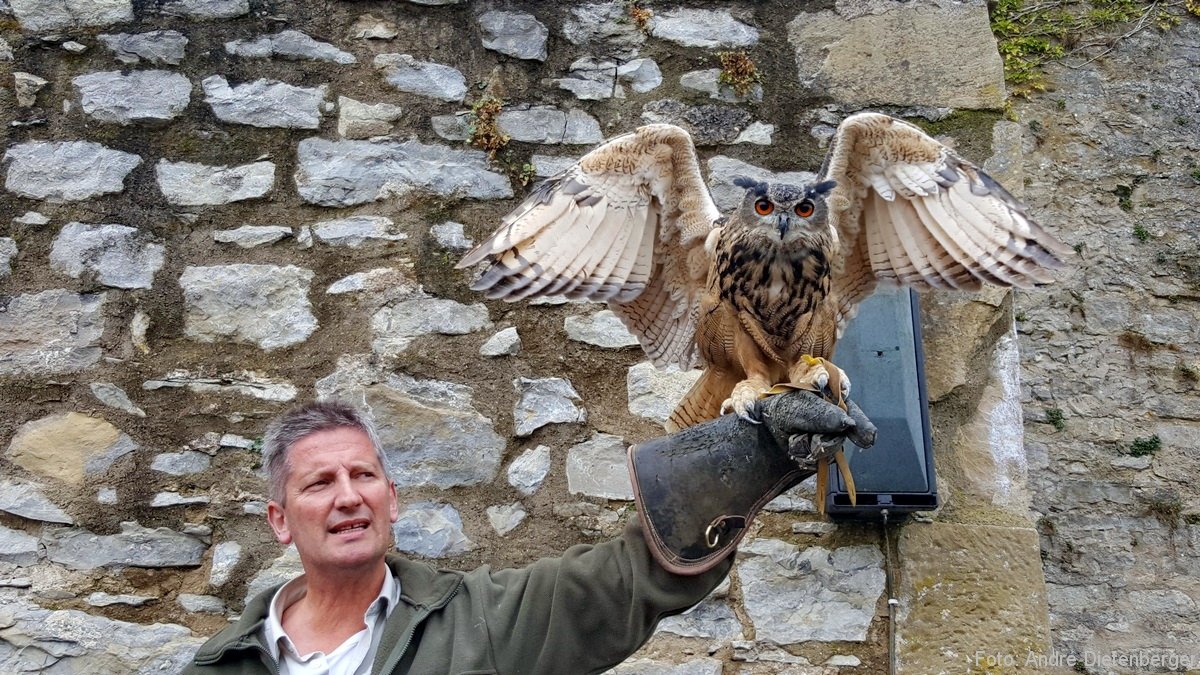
[789,355,851,401]
[720,380,765,424]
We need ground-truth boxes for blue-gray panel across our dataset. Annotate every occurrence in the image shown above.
[833,286,931,494]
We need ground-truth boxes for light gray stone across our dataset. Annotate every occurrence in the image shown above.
[243,546,301,606]
[430,113,469,141]
[0,290,105,376]
[338,96,403,139]
[9,0,131,32]
[49,222,165,289]
[87,591,156,607]
[825,655,862,666]
[213,224,291,248]
[202,75,326,129]
[295,137,513,205]
[626,362,702,425]
[316,361,506,491]
[618,58,662,93]
[1111,455,1152,470]
[641,99,753,146]
[371,297,489,357]
[89,382,146,417]
[765,481,817,513]
[478,10,548,61]
[0,37,10,61]
[497,106,604,145]
[513,377,586,436]
[792,521,837,535]
[97,487,118,505]
[73,70,191,125]
[225,30,356,64]
[326,268,420,304]
[61,40,86,53]
[209,540,241,587]
[657,599,743,639]
[0,237,17,279]
[14,71,48,107]
[738,540,885,643]
[486,502,526,536]
[0,525,39,565]
[480,327,521,356]
[651,8,759,48]
[151,492,210,507]
[12,211,48,225]
[151,451,211,476]
[562,1,646,58]
[507,445,551,496]
[156,159,274,206]
[608,658,723,675]
[393,502,475,558]
[679,68,762,103]
[42,521,208,570]
[566,433,632,500]
[532,154,578,177]
[707,156,816,211]
[179,264,316,350]
[734,121,775,145]
[4,141,140,202]
[219,434,255,450]
[243,501,268,516]
[144,369,297,402]
[98,30,188,65]
[311,215,406,247]
[557,56,618,100]
[374,53,466,102]
[178,593,225,613]
[431,220,473,250]
[565,309,638,348]
[787,0,1005,109]
[161,0,247,20]
[0,598,202,673]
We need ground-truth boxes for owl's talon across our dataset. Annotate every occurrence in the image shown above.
[722,385,763,424]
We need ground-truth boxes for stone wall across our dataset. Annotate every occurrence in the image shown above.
[0,0,1187,673]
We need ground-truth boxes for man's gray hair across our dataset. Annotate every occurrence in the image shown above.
[261,400,390,504]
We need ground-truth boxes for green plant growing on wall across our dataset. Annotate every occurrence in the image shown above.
[468,96,510,160]
[1132,223,1151,241]
[1129,434,1161,456]
[989,0,1195,97]
[716,51,763,98]
[1045,407,1066,431]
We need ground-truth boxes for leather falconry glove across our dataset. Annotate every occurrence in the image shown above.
[627,390,877,575]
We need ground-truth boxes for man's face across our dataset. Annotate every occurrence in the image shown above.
[266,427,399,577]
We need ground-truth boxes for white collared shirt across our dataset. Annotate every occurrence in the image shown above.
[262,569,400,675]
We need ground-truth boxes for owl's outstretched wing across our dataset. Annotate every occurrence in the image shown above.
[822,112,1071,333]
[457,124,721,369]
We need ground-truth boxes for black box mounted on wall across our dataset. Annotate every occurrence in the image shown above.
[824,286,938,520]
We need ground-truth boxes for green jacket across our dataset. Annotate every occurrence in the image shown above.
[185,522,732,675]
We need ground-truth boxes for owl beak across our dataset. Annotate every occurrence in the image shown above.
[776,214,792,239]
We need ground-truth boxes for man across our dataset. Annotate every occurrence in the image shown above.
[186,393,871,674]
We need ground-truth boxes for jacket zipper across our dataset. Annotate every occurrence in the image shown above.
[375,584,460,674]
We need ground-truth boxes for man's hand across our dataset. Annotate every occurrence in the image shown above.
[757,390,877,467]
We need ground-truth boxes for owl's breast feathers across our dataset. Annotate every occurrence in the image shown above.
[712,228,836,344]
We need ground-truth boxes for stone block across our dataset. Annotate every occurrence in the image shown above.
[7,412,135,484]
[896,522,1050,673]
[179,264,316,350]
[787,0,1005,109]
[0,290,105,376]
[4,141,141,202]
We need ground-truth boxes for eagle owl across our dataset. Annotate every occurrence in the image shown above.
[458,113,1070,431]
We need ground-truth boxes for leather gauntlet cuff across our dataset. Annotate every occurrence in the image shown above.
[628,390,875,576]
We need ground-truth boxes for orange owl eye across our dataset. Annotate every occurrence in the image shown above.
[795,200,815,218]
[754,199,774,216]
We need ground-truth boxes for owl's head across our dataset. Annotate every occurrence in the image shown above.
[732,176,837,242]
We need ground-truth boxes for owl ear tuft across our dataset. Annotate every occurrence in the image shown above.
[732,176,768,195]
[810,180,838,197]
